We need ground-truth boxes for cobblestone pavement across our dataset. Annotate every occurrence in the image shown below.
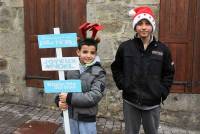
[0,102,199,134]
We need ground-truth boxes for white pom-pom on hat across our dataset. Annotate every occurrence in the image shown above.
[128,9,136,18]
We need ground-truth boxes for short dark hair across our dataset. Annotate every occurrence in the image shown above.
[78,38,100,50]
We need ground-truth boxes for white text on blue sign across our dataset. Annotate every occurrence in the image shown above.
[38,33,77,48]
[44,80,82,93]
[41,57,80,71]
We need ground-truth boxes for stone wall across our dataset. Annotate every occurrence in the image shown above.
[87,0,160,119]
[88,0,200,130]
[0,0,200,131]
[0,0,56,107]
[0,0,25,102]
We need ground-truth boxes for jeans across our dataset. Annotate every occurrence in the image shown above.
[123,100,160,134]
[69,119,96,134]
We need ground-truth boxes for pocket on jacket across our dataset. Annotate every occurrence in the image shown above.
[124,55,135,64]
[124,55,135,86]
[149,55,163,75]
[147,76,162,99]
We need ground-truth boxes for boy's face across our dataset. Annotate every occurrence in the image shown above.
[135,19,153,39]
[76,45,97,64]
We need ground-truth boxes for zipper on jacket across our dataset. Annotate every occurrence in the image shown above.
[138,50,147,106]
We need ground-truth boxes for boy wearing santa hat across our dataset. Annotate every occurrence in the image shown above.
[111,6,175,134]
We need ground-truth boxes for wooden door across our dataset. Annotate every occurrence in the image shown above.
[192,0,200,93]
[54,0,86,57]
[24,0,86,87]
[159,0,199,93]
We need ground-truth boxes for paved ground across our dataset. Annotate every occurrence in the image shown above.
[0,102,199,134]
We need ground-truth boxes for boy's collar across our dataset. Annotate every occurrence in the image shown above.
[80,56,100,67]
[134,34,156,43]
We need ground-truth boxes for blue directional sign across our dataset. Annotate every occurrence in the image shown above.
[44,80,82,93]
[38,33,77,48]
[41,57,80,71]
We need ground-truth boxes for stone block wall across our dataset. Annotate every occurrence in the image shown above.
[0,0,200,131]
[87,0,160,120]
[0,0,56,108]
[87,0,200,130]
[0,0,25,102]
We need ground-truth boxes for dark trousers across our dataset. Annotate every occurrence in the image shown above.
[123,100,160,134]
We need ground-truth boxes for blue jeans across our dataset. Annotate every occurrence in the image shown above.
[69,119,97,134]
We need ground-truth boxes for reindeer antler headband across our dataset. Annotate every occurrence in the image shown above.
[79,22,103,40]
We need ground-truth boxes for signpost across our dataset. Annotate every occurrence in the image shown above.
[41,57,79,71]
[38,28,81,134]
[38,33,77,48]
[43,80,81,93]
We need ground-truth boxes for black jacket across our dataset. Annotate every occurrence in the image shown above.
[111,36,175,106]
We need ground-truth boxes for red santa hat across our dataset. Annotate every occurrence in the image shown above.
[128,6,156,32]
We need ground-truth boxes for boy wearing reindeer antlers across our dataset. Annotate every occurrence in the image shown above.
[55,22,106,134]
[111,6,175,134]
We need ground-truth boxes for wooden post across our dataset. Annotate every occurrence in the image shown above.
[54,28,71,134]
[38,29,80,134]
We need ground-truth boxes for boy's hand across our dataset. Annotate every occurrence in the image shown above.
[59,93,68,103]
[58,101,68,111]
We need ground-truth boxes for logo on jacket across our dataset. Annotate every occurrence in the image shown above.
[152,50,163,56]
